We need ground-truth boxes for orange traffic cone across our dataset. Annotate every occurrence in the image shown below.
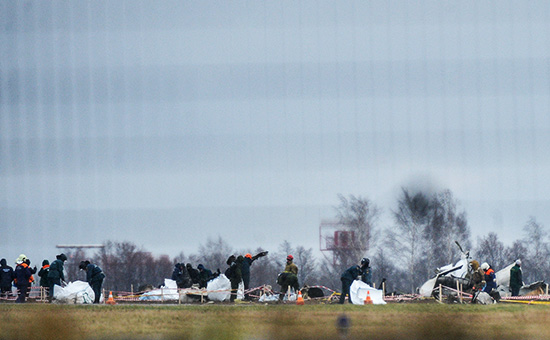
[296,290,305,305]
[364,291,373,305]
[106,291,116,305]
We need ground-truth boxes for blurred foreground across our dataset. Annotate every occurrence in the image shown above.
[1,303,549,340]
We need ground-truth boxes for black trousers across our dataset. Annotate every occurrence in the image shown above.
[230,279,239,302]
[242,275,250,300]
[16,284,28,303]
[91,280,103,304]
[340,279,352,304]
[49,278,61,298]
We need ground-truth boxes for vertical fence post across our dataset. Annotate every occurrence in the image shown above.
[439,284,442,303]
[382,281,386,299]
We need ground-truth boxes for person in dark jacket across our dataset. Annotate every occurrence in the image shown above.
[510,259,523,297]
[47,253,67,300]
[0,258,15,298]
[186,263,200,285]
[225,255,243,302]
[241,251,268,300]
[339,258,372,304]
[14,255,32,303]
[23,258,36,298]
[197,264,213,289]
[79,260,105,304]
[38,260,50,289]
[171,263,192,289]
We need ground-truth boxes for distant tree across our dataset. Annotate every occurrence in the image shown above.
[317,257,342,291]
[248,247,279,290]
[371,246,408,294]
[195,236,234,274]
[152,254,174,285]
[277,240,294,264]
[62,248,87,282]
[521,217,550,282]
[172,251,187,265]
[334,194,380,267]
[388,188,430,293]
[473,233,507,270]
[504,240,528,271]
[423,190,471,271]
[274,241,317,287]
[294,245,317,285]
[94,241,171,292]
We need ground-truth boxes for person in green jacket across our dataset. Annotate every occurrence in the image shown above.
[509,259,523,297]
[278,255,300,300]
[37,260,50,289]
[47,253,67,301]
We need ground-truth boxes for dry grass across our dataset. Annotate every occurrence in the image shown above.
[0,302,549,340]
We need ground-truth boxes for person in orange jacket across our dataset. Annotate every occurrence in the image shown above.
[481,262,496,294]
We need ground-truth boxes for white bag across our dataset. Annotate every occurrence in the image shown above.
[207,274,231,302]
[350,280,387,305]
[139,278,179,301]
[54,281,95,304]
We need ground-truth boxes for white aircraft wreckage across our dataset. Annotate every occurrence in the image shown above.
[419,242,547,304]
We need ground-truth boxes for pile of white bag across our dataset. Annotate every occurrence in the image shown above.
[206,274,231,302]
[53,281,98,304]
[350,280,387,305]
[139,279,179,301]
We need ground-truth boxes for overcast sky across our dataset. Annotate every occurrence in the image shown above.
[2,1,550,266]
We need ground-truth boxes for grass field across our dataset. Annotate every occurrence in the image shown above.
[1,302,549,340]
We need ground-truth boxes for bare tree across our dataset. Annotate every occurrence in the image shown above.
[194,236,234,274]
[473,233,507,270]
[172,251,187,265]
[332,194,380,272]
[62,248,87,282]
[94,241,171,292]
[521,217,550,282]
[388,188,430,293]
[423,190,471,271]
[371,246,409,294]
[504,240,528,272]
[294,246,317,286]
[248,247,279,289]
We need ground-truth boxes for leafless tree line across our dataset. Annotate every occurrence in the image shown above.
[58,188,550,294]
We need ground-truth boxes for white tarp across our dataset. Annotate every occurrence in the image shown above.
[54,281,96,304]
[419,277,438,297]
[350,280,387,305]
[139,278,179,301]
[496,263,514,287]
[207,274,231,302]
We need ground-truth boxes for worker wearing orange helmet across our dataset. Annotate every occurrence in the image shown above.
[241,251,268,301]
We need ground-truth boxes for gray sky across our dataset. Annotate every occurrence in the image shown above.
[2,1,550,266]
